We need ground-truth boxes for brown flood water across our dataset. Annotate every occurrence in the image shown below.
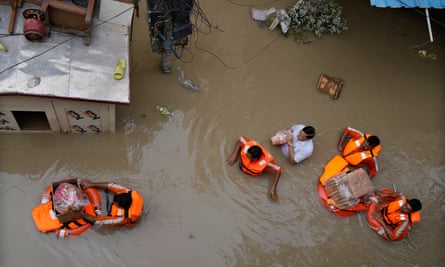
[1,0,444,266]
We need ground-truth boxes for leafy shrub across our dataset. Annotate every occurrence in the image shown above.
[287,0,348,43]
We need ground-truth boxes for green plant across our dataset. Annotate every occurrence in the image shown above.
[287,0,348,43]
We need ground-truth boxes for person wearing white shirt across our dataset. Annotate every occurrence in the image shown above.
[272,124,315,164]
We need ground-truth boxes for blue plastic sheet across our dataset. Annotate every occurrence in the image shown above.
[369,0,444,42]
[370,0,445,8]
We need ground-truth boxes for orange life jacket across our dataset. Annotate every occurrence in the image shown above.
[381,198,421,227]
[32,201,95,233]
[240,140,274,177]
[343,134,381,160]
[319,154,350,186]
[342,134,381,177]
[32,201,63,233]
[108,190,144,226]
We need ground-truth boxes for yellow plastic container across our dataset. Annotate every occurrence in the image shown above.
[114,59,126,80]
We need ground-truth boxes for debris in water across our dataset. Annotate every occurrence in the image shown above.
[177,67,201,92]
[156,106,173,117]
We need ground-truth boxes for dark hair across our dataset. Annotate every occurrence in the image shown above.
[114,192,133,210]
[408,199,422,212]
[367,135,380,147]
[247,146,263,160]
[302,126,315,139]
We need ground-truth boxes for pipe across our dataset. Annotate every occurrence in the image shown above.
[425,8,434,42]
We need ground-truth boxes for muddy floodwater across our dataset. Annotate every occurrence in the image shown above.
[1,0,444,266]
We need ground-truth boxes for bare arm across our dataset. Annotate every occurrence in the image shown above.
[226,140,241,166]
[376,190,401,199]
[372,213,394,238]
[337,130,349,154]
[269,171,281,202]
[372,213,407,240]
[287,134,296,164]
[78,179,110,190]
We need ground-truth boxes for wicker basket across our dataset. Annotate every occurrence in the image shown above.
[325,168,374,209]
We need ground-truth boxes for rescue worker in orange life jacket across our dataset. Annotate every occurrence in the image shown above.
[78,179,143,226]
[372,191,422,241]
[226,136,282,202]
[337,127,381,177]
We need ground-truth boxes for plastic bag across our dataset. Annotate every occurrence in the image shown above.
[271,130,289,145]
[53,183,88,214]
[177,67,201,92]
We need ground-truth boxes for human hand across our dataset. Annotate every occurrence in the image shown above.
[375,190,390,198]
[336,145,343,154]
[226,155,236,166]
[286,133,293,142]
[375,190,383,197]
[269,189,278,202]
[78,179,93,189]
[365,193,378,204]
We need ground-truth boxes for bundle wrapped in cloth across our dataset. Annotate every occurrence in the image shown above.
[316,74,344,100]
[53,182,89,214]
[325,168,374,209]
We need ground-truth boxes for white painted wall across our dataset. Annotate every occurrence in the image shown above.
[0,96,116,133]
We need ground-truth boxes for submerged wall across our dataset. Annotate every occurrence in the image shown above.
[0,95,115,133]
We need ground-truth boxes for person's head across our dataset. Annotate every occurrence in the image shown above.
[401,198,422,213]
[367,135,380,148]
[247,146,263,160]
[113,192,133,210]
[361,135,380,150]
[298,126,316,141]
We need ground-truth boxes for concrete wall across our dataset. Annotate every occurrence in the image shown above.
[0,96,115,133]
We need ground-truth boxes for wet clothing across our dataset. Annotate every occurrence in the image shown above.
[341,127,381,177]
[95,183,143,226]
[279,124,314,163]
[380,194,421,240]
[238,136,281,176]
